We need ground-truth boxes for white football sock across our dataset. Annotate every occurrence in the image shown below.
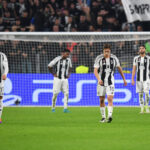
[0,100,3,118]
[64,93,68,109]
[52,93,58,109]
[108,106,113,118]
[100,107,106,118]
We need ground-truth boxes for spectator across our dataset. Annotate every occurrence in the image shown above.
[11,18,21,31]
[105,15,121,31]
[95,15,103,31]
[34,7,45,31]
[137,25,143,32]
[77,14,89,31]
[122,22,136,31]
[15,0,28,17]
[0,0,148,31]
[3,11,15,29]
[0,17,5,31]
[54,17,64,31]
[52,25,59,32]
[20,11,30,28]
[64,15,77,31]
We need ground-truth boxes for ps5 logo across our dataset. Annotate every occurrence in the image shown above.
[32,79,131,103]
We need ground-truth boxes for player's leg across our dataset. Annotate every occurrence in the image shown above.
[106,85,114,123]
[52,77,61,112]
[99,96,106,122]
[145,92,149,113]
[97,84,106,122]
[144,81,150,113]
[137,82,144,113]
[107,95,114,123]
[0,97,3,123]
[138,92,144,113]
[62,79,69,113]
[0,87,4,123]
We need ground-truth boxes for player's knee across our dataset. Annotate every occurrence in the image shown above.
[139,93,143,99]
[100,99,105,105]
[63,91,68,95]
[64,92,68,98]
[53,93,58,98]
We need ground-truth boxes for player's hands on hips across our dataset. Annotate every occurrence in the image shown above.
[54,74,57,77]
[66,75,70,79]
[124,79,127,86]
[2,74,7,80]
[98,79,103,85]
[131,79,135,85]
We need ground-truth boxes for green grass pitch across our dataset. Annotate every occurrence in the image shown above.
[1,107,150,150]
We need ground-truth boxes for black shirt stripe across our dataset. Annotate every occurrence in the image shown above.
[108,57,114,85]
[58,59,63,79]
[137,57,140,81]
[64,59,68,78]
[143,57,147,81]
[101,58,106,86]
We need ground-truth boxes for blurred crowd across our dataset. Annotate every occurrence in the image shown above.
[0,40,147,73]
[0,0,150,32]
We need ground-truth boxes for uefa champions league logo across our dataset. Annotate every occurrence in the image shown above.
[3,78,22,106]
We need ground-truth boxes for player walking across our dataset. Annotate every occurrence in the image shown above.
[0,52,9,124]
[94,44,127,123]
[48,49,72,113]
[132,45,150,113]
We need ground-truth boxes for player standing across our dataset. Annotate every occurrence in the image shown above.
[48,49,72,113]
[0,52,9,123]
[94,44,127,123]
[132,45,150,113]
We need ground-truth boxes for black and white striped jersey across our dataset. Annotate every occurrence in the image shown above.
[0,52,9,86]
[133,55,150,82]
[94,54,120,86]
[48,56,72,79]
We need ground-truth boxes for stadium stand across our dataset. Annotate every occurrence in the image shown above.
[0,0,150,32]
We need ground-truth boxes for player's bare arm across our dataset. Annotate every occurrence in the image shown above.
[131,65,136,85]
[66,68,72,78]
[117,66,127,86]
[2,74,7,80]
[94,68,103,85]
[48,66,57,77]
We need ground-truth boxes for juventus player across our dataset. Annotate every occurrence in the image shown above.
[94,44,127,123]
[48,49,72,113]
[0,52,9,124]
[132,45,150,113]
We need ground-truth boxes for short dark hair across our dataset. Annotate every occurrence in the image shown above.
[103,44,111,50]
[62,49,70,53]
[139,45,145,48]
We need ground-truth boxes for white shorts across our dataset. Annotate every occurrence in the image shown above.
[97,84,114,96]
[0,87,4,96]
[136,81,150,93]
[53,77,69,94]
